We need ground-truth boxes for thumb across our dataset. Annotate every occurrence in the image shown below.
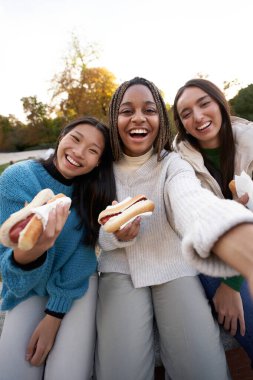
[112,200,118,205]
[238,193,249,205]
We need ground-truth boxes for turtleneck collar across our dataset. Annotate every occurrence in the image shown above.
[118,148,154,173]
[42,160,74,186]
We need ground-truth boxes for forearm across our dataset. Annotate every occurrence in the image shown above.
[213,223,253,294]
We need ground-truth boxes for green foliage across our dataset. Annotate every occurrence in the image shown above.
[0,115,26,152]
[0,163,9,174]
[50,36,117,123]
[21,96,49,125]
[229,84,253,121]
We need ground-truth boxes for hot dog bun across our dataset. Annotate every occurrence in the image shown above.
[98,195,155,233]
[0,189,70,251]
[229,180,237,196]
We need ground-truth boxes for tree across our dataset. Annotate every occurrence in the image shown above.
[229,84,253,121]
[51,36,117,123]
[21,96,60,148]
[21,96,49,126]
[0,115,25,152]
[58,67,117,121]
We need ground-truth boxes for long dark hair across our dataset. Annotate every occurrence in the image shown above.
[173,78,235,198]
[109,77,173,161]
[40,116,116,247]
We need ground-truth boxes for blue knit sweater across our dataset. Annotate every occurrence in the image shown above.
[0,160,97,314]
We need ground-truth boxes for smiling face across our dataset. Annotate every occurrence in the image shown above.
[177,86,223,149]
[55,123,105,179]
[117,84,160,157]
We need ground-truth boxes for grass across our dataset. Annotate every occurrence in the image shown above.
[0,163,9,175]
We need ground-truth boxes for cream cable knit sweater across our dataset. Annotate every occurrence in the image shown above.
[98,151,253,288]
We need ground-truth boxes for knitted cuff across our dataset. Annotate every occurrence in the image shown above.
[46,296,73,314]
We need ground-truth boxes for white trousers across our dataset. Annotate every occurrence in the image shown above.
[0,274,97,380]
[95,273,231,380]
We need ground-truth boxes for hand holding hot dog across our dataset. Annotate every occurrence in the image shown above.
[13,202,70,265]
[229,172,253,211]
[0,188,72,264]
[114,215,141,241]
[98,195,155,233]
[102,200,141,241]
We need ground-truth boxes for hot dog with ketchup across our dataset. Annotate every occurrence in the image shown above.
[0,188,71,251]
[98,195,155,233]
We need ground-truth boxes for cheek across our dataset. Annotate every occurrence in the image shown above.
[181,118,191,131]
[117,126,126,142]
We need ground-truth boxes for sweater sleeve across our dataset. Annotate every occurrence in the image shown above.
[0,164,50,296]
[0,248,50,298]
[164,154,253,277]
[222,275,244,292]
[98,226,137,251]
[45,244,97,314]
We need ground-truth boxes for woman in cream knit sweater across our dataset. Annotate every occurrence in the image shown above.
[95,77,253,380]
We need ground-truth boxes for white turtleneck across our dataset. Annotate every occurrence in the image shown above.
[117,148,154,174]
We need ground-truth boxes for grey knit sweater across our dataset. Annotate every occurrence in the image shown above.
[98,152,253,288]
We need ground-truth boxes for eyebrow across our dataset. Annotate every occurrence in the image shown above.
[119,100,156,107]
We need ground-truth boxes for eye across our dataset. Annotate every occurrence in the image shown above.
[201,101,211,107]
[145,108,157,115]
[71,134,79,142]
[119,108,133,115]
[89,148,100,155]
[181,111,191,119]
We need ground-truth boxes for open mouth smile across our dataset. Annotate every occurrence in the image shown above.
[129,129,148,138]
[66,155,82,167]
[196,121,211,131]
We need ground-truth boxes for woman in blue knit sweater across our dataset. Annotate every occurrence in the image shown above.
[0,117,115,380]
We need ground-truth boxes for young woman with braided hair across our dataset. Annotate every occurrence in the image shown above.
[95,77,253,380]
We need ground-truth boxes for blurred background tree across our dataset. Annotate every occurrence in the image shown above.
[1,35,252,152]
[229,84,253,121]
[50,35,117,123]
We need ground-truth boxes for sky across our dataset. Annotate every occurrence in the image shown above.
[0,0,252,122]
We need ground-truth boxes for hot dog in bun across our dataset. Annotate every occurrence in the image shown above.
[229,180,237,196]
[0,189,71,251]
[98,195,155,233]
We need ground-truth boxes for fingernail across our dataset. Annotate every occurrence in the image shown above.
[25,354,31,361]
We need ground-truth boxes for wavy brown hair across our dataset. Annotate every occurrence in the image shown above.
[173,79,235,198]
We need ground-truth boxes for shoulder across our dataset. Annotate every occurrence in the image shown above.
[0,160,43,201]
[162,151,195,175]
[231,118,253,149]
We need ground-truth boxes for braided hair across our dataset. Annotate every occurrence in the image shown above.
[109,77,172,161]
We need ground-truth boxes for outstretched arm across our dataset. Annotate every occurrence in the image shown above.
[213,223,253,296]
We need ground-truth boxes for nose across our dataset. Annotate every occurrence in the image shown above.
[193,107,204,123]
[73,145,85,159]
[131,110,146,123]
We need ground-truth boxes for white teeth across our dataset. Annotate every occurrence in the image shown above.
[66,155,81,167]
[197,122,211,131]
[130,129,147,134]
